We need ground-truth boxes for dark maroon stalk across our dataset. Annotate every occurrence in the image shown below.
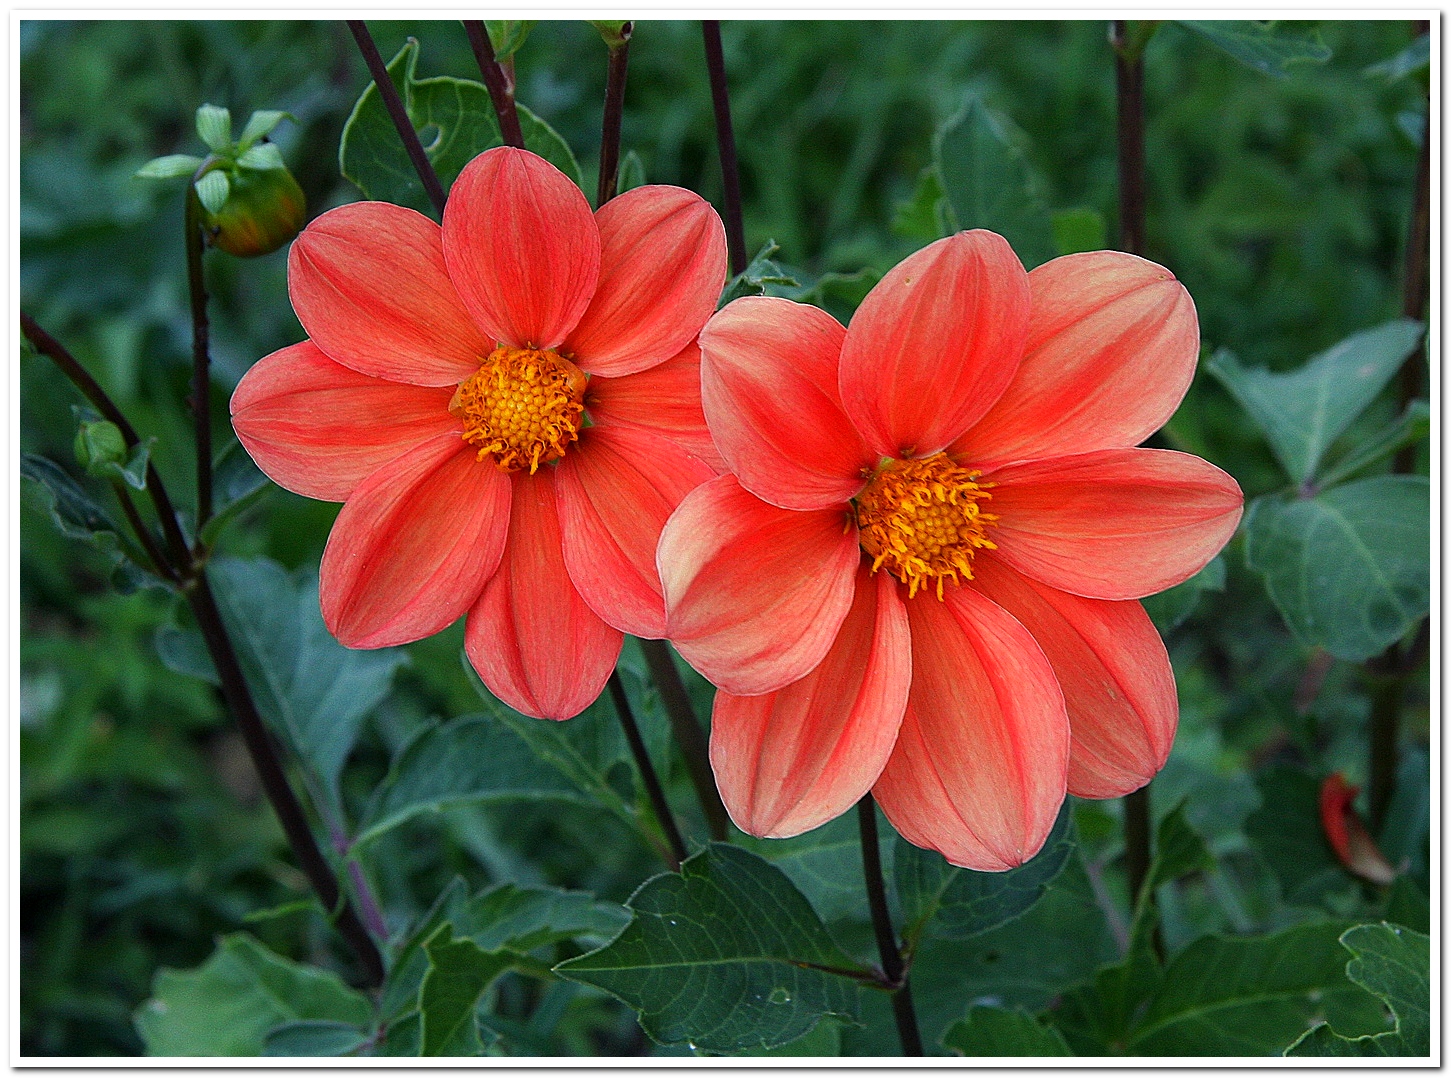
[1112,20,1147,258]
[347,20,448,215]
[463,21,525,149]
[108,480,179,585]
[608,672,686,870]
[1393,90,1430,473]
[701,21,747,275]
[1123,784,1152,903]
[185,186,213,533]
[596,30,633,206]
[858,795,923,1056]
[639,640,731,841]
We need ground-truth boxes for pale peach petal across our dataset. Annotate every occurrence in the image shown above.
[320,433,510,648]
[839,231,1030,459]
[564,186,728,377]
[873,585,1069,871]
[288,202,487,386]
[585,340,725,472]
[953,251,1199,467]
[700,296,873,510]
[983,448,1244,600]
[443,147,600,350]
[230,340,458,501]
[711,567,910,838]
[658,475,859,696]
[554,424,716,638]
[466,472,623,721]
[970,554,1177,799]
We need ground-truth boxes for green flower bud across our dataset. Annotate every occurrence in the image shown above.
[201,162,306,258]
[74,420,128,476]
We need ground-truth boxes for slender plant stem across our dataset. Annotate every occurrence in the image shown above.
[608,672,686,870]
[857,795,922,1056]
[1112,20,1147,258]
[701,21,747,275]
[347,20,448,216]
[1123,784,1152,903]
[638,639,730,841]
[596,30,633,206]
[464,21,525,149]
[1393,65,1430,470]
[108,480,179,585]
[184,186,213,535]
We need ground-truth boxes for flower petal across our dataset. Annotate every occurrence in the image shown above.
[984,448,1244,600]
[230,340,459,501]
[970,554,1176,799]
[711,566,910,838]
[288,202,488,386]
[443,147,600,350]
[659,474,859,695]
[465,472,623,720]
[555,424,716,638]
[872,585,1069,871]
[320,432,510,648]
[585,339,725,471]
[952,251,1199,467]
[700,296,873,509]
[838,231,1030,459]
[564,185,728,377]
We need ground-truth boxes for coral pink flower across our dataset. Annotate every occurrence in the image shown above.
[231,147,726,720]
[659,231,1243,870]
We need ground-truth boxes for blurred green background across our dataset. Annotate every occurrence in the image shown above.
[21,20,1428,1055]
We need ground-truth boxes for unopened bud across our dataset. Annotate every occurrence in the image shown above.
[74,420,128,476]
[202,164,306,258]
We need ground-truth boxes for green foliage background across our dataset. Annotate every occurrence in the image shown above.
[20,19,1429,1056]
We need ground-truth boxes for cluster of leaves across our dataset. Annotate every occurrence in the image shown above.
[20,19,1428,1058]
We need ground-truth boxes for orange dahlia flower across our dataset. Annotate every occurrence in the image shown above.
[231,147,726,720]
[659,231,1243,870]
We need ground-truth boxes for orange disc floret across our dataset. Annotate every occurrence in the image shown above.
[853,452,997,600]
[450,345,588,473]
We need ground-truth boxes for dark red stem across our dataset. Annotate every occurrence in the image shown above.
[597,32,632,206]
[702,21,747,275]
[464,21,525,149]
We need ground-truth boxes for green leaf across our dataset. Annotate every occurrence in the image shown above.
[616,149,646,193]
[1314,400,1429,490]
[21,451,157,582]
[1243,476,1429,661]
[136,154,204,180]
[195,103,233,151]
[555,844,864,1053]
[418,925,513,1056]
[1142,554,1226,633]
[1204,320,1423,485]
[464,883,629,954]
[199,440,272,547]
[134,934,372,1056]
[736,812,874,925]
[943,1008,1072,1056]
[194,170,230,215]
[484,20,536,61]
[934,94,1056,269]
[1244,765,1348,908]
[262,1020,371,1056]
[237,109,292,150]
[1336,923,1429,1054]
[1050,207,1107,256]
[896,802,1074,950]
[1125,802,1214,956]
[512,105,583,191]
[719,240,801,307]
[1364,33,1429,81]
[1178,21,1332,78]
[891,166,946,242]
[236,142,286,171]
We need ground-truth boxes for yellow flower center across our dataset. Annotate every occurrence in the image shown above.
[854,453,998,600]
[449,345,587,473]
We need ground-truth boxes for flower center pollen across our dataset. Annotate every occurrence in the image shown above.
[853,453,998,600]
[450,345,587,473]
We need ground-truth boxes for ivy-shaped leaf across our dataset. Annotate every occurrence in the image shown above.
[1286,923,1429,1057]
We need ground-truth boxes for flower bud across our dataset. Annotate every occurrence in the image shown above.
[74,420,128,476]
[202,164,306,258]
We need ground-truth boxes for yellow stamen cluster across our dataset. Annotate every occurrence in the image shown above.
[854,453,998,600]
[450,345,587,473]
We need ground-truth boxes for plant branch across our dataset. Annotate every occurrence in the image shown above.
[1394,66,1430,472]
[608,671,686,871]
[596,28,632,206]
[638,639,731,841]
[857,795,923,1056]
[108,480,179,585]
[1112,20,1147,258]
[1123,783,1152,903]
[701,21,747,275]
[184,185,213,535]
[347,20,447,216]
[464,21,525,149]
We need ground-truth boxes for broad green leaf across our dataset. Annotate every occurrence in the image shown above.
[199,439,272,547]
[1204,320,1423,485]
[464,882,629,954]
[1178,21,1332,78]
[195,103,232,151]
[1363,34,1429,81]
[134,934,371,1056]
[1314,400,1429,490]
[1050,207,1107,256]
[555,844,864,1053]
[759,1018,842,1056]
[934,95,1055,269]
[484,20,536,61]
[616,149,646,193]
[263,1020,370,1056]
[719,240,801,307]
[194,170,230,215]
[237,109,292,150]
[21,452,157,581]
[943,1008,1072,1056]
[896,802,1074,950]
[1332,923,1428,1054]
[136,154,203,180]
[1142,554,1226,633]
[418,925,512,1056]
[737,812,877,925]
[1243,476,1429,661]
[1285,1023,1396,1057]
[1244,765,1349,908]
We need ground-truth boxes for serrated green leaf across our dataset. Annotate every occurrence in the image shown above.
[134,934,371,1056]
[484,20,536,61]
[418,925,512,1056]
[1205,320,1423,485]
[194,170,230,215]
[262,1020,370,1057]
[736,812,876,925]
[237,142,286,171]
[1050,207,1107,256]
[616,149,646,193]
[464,883,629,954]
[1314,400,1429,490]
[719,240,801,307]
[934,95,1055,268]
[1336,923,1428,1054]
[1178,21,1332,78]
[136,154,203,180]
[1142,554,1226,633]
[943,1007,1072,1056]
[555,844,864,1053]
[1243,476,1429,661]
[195,103,233,151]
[237,109,292,150]
[896,802,1074,950]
